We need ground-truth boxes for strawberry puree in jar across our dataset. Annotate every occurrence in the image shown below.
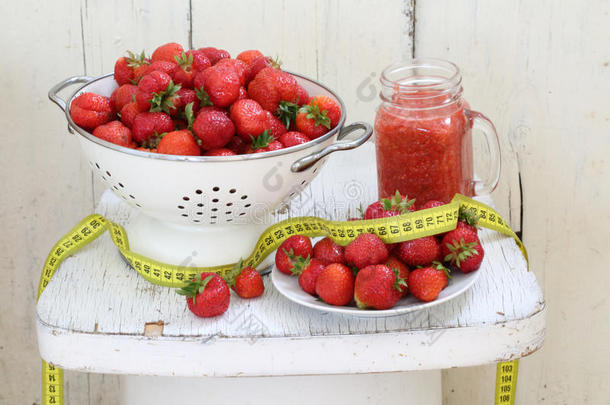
[374,59,500,204]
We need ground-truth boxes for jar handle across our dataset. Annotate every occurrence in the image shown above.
[467,110,501,195]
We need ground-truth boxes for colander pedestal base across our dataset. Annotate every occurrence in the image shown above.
[125,214,272,270]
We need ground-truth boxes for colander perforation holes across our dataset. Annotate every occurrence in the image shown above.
[196,189,203,194]
[183,196,190,201]
[119,183,124,188]
[226,202,233,206]
[229,189,236,194]
[212,198,219,203]
[245,203,251,208]
[178,205,184,209]
[106,171,111,177]
[212,208,218,212]
[213,186,220,192]
[197,203,204,207]
[95,163,100,169]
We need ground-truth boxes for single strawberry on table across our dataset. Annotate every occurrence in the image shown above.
[176,272,230,317]
[344,233,389,270]
[290,256,327,296]
[312,237,345,265]
[407,262,450,302]
[226,260,264,299]
[354,264,406,310]
[70,92,115,131]
[275,235,313,275]
[397,235,441,267]
[315,263,355,306]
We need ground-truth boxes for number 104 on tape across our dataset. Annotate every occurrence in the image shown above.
[495,360,519,405]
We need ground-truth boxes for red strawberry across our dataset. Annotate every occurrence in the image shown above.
[279,131,310,147]
[385,255,410,296]
[193,107,235,150]
[264,111,287,138]
[310,95,341,128]
[133,60,177,82]
[157,130,200,156]
[172,50,211,88]
[275,235,313,275]
[135,71,173,111]
[132,111,175,144]
[120,102,140,129]
[248,67,299,113]
[315,263,355,306]
[295,103,332,139]
[199,47,231,65]
[151,42,184,63]
[137,146,157,153]
[177,272,230,317]
[226,260,264,299]
[237,50,264,65]
[249,131,283,153]
[312,237,345,265]
[354,264,405,310]
[92,120,133,147]
[215,58,248,85]
[296,84,310,106]
[397,236,441,267]
[226,136,249,155]
[204,148,236,156]
[230,99,267,141]
[290,257,326,296]
[245,56,272,82]
[114,50,148,85]
[441,226,484,273]
[363,191,415,220]
[407,263,450,302]
[174,88,200,114]
[110,84,137,113]
[345,233,389,269]
[70,92,114,131]
[193,65,240,108]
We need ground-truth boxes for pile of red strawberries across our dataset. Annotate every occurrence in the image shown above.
[275,193,486,309]
[69,42,341,156]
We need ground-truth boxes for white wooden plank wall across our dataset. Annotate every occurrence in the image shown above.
[1,0,607,404]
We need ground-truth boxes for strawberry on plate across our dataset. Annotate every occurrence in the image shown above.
[344,233,389,270]
[441,223,484,273]
[407,262,450,302]
[397,236,441,267]
[176,272,230,317]
[70,92,115,131]
[354,264,406,310]
[312,237,345,265]
[290,256,326,296]
[92,120,133,148]
[315,263,354,306]
[275,235,313,275]
[385,255,410,296]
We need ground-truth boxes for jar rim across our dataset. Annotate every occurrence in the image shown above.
[380,58,462,91]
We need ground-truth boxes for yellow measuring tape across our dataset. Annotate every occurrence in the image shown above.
[38,194,526,405]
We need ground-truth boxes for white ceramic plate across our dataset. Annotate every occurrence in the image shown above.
[271,263,481,317]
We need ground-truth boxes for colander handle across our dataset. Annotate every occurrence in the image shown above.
[291,121,373,172]
[48,76,95,112]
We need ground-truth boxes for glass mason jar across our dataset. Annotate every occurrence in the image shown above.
[374,59,501,204]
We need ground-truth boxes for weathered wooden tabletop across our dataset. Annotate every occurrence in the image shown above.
[36,143,545,377]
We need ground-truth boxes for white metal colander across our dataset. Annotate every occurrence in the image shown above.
[49,73,372,267]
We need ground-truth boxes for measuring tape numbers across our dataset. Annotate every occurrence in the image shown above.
[37,194,527,405]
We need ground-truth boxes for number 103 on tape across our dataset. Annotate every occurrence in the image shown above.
[495,360,519,405]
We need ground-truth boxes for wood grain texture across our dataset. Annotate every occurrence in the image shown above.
[414,1,610,404]
[36,143,544,376]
